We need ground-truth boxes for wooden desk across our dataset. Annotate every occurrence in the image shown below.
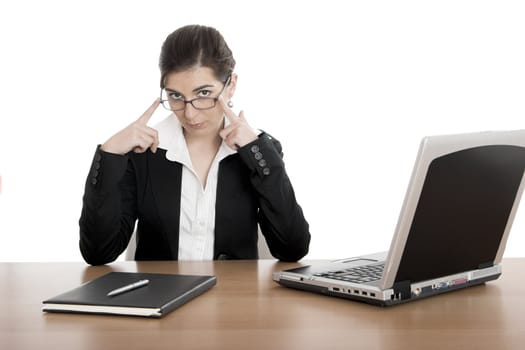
[1,259,524,350]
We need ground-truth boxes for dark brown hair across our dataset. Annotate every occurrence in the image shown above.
[159,25,236,88]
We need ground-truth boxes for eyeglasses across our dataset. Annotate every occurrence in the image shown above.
[160,76,231,112]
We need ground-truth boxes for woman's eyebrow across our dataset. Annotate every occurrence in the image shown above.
[165,84,216,94]
[192,84,215,92]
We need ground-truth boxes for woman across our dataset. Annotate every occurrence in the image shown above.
[79,25,310,265]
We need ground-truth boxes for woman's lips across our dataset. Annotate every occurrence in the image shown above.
[186,122,206,129]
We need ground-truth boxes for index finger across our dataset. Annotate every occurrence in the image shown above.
[218,95,239,122]
[137,98,161,125]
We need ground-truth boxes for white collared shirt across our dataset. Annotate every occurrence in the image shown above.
[155,114,236,260]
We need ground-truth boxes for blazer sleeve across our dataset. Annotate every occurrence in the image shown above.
[237,132,311,261]
[78,146,137,265]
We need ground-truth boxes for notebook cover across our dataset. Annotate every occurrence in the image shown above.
[42,272,217,318]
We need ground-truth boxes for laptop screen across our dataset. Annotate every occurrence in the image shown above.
[395,145,525,283]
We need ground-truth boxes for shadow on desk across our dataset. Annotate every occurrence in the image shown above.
[81,264,126,283]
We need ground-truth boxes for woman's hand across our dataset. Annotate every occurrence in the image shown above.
[101,99,161,155]
[218,96,257,149]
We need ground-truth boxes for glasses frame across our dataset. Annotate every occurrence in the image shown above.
[160,75,231,112]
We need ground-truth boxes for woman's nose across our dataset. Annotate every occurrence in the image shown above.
[184,102,198,120]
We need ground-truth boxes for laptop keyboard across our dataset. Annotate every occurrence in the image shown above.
[313,262,385,283]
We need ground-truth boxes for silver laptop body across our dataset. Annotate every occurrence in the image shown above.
[274,130,525,306]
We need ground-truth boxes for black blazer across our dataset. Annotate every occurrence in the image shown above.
[79,132,310,265]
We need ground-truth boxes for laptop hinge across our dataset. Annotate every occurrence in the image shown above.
[393,280,411,300]
[478,261,494,269]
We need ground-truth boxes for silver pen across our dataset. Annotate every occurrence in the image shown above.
[107,279,150,297]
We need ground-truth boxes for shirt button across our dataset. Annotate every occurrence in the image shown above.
[258,159,267,167]
[95,153,102,161]
[251,145,260,153]
[91,178,98,185]
[254,152,263,160]
[263,168,271,176]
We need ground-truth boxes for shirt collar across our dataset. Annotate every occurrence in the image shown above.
[155,114,236,166]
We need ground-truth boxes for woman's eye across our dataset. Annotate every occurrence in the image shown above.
[198,90,211,97]
[169,92,183,100]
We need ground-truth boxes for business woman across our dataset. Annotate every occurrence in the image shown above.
[79,25,310,265]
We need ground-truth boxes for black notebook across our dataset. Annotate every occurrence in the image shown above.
[42,272,217,318]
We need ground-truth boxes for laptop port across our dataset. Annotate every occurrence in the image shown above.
[391,292,401,300]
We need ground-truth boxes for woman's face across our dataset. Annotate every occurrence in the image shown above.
[163,66,236,139]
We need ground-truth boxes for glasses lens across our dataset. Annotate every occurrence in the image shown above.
[161,90,184,111]
[192,98,216,110]
[160,90,218,111]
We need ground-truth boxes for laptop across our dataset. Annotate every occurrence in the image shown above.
[274,129,525,306]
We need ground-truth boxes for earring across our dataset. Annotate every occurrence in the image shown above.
[227,101,234,108]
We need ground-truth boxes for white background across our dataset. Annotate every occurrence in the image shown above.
[1,0,524,262]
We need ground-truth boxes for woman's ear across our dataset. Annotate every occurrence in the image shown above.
[227,73,238,99]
